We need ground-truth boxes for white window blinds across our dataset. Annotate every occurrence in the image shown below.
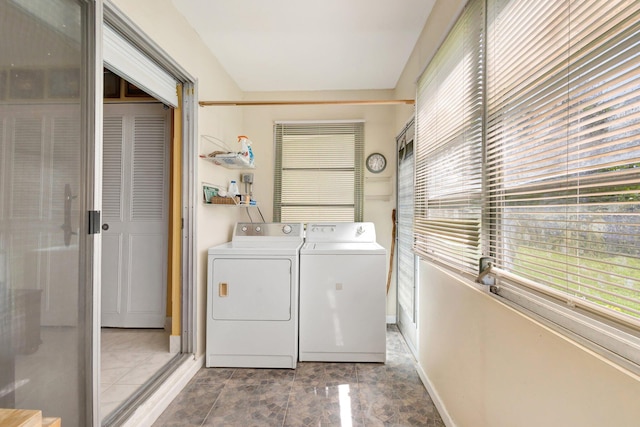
[273,121,364,223]
[414,0,484,274]
[486,0,640,321]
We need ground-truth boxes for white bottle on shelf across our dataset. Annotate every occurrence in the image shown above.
[227,180,240,200]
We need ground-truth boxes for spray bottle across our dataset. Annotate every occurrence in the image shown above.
[238,135,254,166]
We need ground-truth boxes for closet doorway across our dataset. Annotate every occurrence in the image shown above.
[100,8,198,423]
[100,73,177,420]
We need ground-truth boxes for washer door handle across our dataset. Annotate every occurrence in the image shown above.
[219,282,228,297]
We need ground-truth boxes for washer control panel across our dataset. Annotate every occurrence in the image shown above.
[306,222,377,243]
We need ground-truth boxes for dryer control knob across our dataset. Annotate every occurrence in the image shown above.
[255,226,262,233]
[241,226,248,232]
[282,225,292,234]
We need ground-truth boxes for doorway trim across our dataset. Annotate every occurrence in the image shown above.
[100,1,198,425]
[103,0,197,354]
[88,1,103,426]
[396,116,418,358]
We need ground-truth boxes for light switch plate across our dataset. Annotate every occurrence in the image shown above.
[241,173,254,184]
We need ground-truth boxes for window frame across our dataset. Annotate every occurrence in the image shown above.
[273,120,364,223]
[414,0,640,373]
[483,0,640,372]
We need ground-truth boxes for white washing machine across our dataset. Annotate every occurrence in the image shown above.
[299,222,387,362]
[206,222,303,369]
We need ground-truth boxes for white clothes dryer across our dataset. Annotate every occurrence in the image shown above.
[299,222,387,362]
[206,222,303,369]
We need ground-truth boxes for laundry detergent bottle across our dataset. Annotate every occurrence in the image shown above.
[238,135,254,166]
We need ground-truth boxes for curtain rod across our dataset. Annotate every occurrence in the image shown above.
[199,99,415,107]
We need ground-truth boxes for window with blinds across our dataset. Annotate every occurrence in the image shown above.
[486,0,640,325]
[273,121,364,223]
[414,0,484,274]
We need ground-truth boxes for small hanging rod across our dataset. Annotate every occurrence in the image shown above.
[199,99,415,107]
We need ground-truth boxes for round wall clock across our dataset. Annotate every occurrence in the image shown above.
[366,152,387,173]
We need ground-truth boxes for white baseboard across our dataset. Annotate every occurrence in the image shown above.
[415,362,456,427]
[386,315,397,324]
[122,354,204,427]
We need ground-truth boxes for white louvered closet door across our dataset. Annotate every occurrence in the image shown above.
[101,103,169,328]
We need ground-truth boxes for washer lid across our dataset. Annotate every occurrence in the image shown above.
[301,242,386,255]
[209,240,302,255]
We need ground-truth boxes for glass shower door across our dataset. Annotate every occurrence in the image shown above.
[0,0,94,425]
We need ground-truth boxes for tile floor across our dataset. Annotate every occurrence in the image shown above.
[153,325,444,426]
[101,328,175,420]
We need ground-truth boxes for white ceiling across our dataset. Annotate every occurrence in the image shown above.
[171,0,436,92]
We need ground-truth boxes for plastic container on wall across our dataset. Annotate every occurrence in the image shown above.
[228,180,240,198]
[238,135,254,166]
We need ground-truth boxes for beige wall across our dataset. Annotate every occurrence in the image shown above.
[241,90,399,316]
[396,1,640,426]
[420,262,640,427]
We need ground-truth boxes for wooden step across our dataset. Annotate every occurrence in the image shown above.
[43,418,62,427]
[0,409,61,427]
